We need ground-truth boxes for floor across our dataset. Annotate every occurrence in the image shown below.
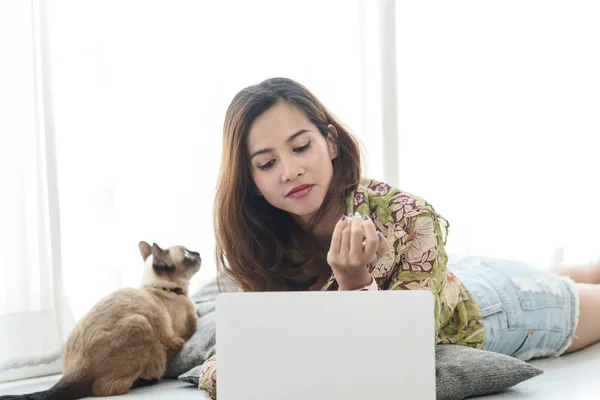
[2,342,599,399]
[0,375,208,399]
[480,341,600,399]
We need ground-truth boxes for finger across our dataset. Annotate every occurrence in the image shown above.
[349,212,364,260]
[329,215,347,254]
[367,232,388,264]
[361,215,378,261]
[376,231,388,257]
[339,213,352,256]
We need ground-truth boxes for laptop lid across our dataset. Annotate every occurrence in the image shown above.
[216,290,436,400]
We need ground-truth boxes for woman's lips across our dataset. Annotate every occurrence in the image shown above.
[287,184,314,199]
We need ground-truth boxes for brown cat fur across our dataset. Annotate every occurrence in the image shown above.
[0,241,201,400]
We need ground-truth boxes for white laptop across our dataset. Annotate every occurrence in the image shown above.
[216,290,436,400]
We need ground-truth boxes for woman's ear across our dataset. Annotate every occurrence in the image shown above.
[326,124,339,161]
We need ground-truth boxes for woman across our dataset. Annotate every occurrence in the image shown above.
[198,77,600,398]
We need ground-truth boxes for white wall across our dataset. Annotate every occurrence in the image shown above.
[395,0,600,267]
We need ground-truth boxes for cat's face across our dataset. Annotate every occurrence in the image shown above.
[139,241,201,283]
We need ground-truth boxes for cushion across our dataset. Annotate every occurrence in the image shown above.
[176,344,543,399]
[163,276,236,378]
[435,344,543,399]
[177,363,205,386]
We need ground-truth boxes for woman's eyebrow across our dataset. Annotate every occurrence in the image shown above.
[249,129,311,160]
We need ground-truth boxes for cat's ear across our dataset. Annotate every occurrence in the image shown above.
[152,242,168,261]
[139,241,152,261]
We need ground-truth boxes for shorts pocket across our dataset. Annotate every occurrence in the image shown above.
[511,329,534,359]
[492,329,532,358]
[480,304,510,352]
[480,303,504,318]
[493,264,567,310]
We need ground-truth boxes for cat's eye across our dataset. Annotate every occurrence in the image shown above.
[186,249,200,257]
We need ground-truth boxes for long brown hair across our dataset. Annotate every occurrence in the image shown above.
[214,77,362,291]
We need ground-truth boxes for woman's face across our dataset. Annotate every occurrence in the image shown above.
[247,101,338,225]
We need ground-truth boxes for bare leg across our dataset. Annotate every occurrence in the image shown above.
[564,283,600,353]
[551,261,600,284]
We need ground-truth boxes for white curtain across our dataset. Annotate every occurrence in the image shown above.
[0,0,74,382]
[0,0,381,381]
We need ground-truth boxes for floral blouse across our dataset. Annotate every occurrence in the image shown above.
[198,178,485,398]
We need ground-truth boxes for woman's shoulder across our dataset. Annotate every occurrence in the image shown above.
[348,177,448,236]
[350,178,437,215]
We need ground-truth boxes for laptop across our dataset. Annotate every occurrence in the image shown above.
[216,290,436,400]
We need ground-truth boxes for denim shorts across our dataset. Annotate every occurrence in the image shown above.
[450,256,579,361]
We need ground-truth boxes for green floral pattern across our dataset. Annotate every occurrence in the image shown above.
[198,178,485,398]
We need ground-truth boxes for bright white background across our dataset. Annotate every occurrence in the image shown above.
[395,1,600,267]
[1,0,599,381]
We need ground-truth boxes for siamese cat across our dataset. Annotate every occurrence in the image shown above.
[0,241,200,400]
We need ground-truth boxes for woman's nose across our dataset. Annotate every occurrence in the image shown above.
[280,156,303,182]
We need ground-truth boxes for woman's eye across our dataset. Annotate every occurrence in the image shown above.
[293,142,311,153]
[258,160,275,170]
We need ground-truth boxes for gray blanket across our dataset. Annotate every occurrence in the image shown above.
[164,277,236,378]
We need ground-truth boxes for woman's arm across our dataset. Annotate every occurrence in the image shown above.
[198,355,217,399]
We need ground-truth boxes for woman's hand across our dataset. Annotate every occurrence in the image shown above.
[327,212,387,290]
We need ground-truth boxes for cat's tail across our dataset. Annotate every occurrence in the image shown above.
[0,377,92,400]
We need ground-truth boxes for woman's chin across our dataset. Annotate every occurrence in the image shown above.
[289,208,319,225]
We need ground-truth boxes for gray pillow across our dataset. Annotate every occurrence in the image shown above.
[164,276,236,379]
[176,345,543,399]
[178,363,205,385]
[435,344,543,399]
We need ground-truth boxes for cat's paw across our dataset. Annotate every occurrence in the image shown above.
[166,336,185,351]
